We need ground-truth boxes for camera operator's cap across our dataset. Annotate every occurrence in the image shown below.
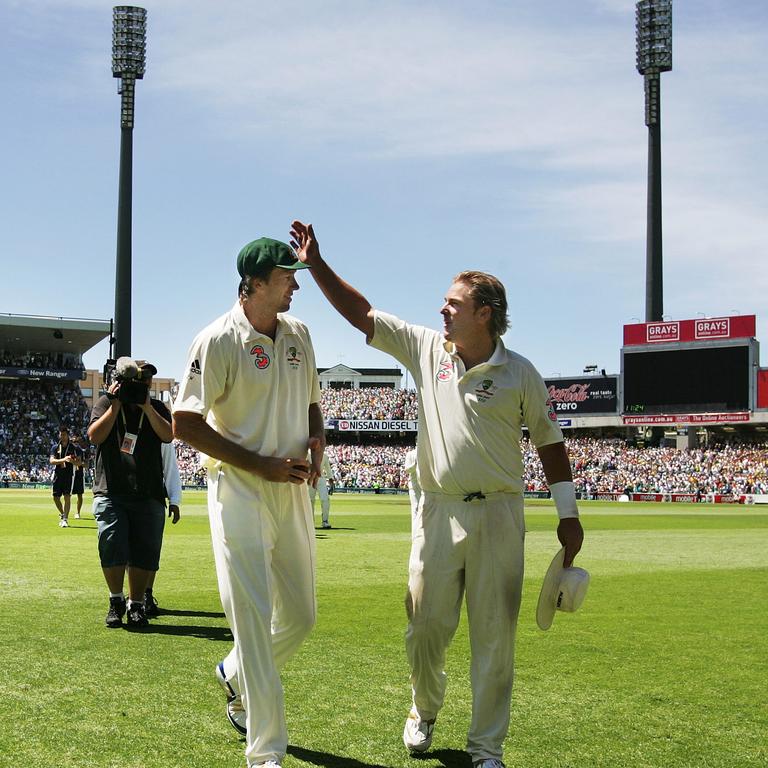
[536,547,590,631]
[135,360,157,376]
[236,237,310,278]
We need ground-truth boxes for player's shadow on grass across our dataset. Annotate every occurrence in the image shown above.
[412,749,472,768]
[131,623,233,642]
[287,746,388,768]
[158,608,226,619]
[314,527,356,533]
[287,746,470,768]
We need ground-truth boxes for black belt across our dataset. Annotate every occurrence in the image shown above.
[463,491,486,503]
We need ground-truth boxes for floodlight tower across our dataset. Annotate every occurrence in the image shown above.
[636,0,672,322]
[111,6,147,358]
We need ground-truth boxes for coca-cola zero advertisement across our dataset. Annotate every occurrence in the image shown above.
[544,376,618,415]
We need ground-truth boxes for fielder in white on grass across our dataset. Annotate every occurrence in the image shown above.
[173,237,324,768]
[308,452,333,528]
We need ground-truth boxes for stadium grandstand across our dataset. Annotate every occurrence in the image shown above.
[2,314,768,503]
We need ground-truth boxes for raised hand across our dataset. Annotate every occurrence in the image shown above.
[290,220,320,265]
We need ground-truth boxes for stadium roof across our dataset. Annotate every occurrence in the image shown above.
[0,314,111,357]
[318,365,402,375]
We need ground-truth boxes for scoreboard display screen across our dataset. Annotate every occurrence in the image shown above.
[622,344,750,414]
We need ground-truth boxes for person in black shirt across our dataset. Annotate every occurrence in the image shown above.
[49,427,76,528]
[88,360,173,629]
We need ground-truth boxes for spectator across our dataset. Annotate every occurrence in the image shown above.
[49,426,77,527]
[308,452,334,529]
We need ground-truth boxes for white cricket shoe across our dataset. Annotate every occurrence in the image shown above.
[403,707,435,753]
[59,519,68,528]
[473,759,505,768]
[215,662,246,735]
[252,762,281,768]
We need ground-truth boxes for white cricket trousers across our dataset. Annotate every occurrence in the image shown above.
[208,465,316,767]
[308,478,330,525]
[405,491,525,762]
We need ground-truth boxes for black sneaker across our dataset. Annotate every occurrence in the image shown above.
[105,596,127,629]
[126,601,149,629]
[144,589,159,617]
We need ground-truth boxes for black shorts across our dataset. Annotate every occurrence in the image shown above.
[52,475,73,497]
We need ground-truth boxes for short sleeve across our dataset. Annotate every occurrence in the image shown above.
[521,364,564,448]
[368,310,432,372]
[303,326,322,405]
[89,395,110,427]
[173,331,227,418]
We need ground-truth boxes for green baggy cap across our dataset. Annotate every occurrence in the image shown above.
[236,237,310,277]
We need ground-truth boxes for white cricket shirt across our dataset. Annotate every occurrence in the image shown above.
[369,310,563,495]
[173,302,321,465]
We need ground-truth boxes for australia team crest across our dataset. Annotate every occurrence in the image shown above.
[474,378,498,402]
[286,346,303,370]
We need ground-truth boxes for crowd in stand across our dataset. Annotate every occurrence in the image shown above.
[0,380,90,482]
[320,387,418,420]
[2,380,768,496]
[521,437,768,496]
[174,439,207,486]
[325,444,411,489]
[0,351,84,370]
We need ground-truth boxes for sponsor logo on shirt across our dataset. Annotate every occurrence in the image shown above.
[286,346,302,370]
[436,360,454,382]
[188,359,201,379]
[546,398,558,421]
[250,344,271,369]
[474,378,498,402]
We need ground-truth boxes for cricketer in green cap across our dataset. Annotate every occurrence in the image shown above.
[236,237,310,278]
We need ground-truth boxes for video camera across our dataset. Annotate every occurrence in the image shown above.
[103,357,151,405]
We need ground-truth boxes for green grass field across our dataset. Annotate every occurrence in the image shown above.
[0,490,765,768]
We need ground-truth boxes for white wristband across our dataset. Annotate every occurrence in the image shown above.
[549,480,579,519]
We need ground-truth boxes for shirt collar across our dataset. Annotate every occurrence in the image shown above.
[486,338,507,367]
[231,302,295,344]
[442,338,507,368]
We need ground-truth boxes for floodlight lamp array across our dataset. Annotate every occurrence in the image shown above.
[635,0,672,75]
[112,6,147,80]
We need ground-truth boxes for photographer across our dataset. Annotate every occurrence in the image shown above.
[88,358,173,629]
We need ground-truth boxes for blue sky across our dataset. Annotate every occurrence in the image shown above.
[1,0,767,382]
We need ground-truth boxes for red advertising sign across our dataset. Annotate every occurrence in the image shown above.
[758,369,768,409]
[622,412,751,425]
[708,494,744,505]
[631,493,665,502]
[694,318,730,339]
[623,315,756,346]
[645,321,679,343]
[624,493,702,503]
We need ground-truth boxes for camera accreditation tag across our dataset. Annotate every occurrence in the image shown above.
[120,431,138,455]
